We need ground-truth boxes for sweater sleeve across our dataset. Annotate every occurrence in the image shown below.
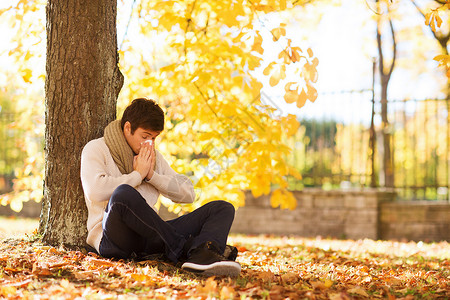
[80,140,143,203]
[146,151,195,203]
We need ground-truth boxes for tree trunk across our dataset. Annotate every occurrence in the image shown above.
[41,0,123,247]
[380,77,394,187]
[376,3,396,188]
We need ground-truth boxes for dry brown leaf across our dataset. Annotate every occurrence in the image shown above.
[48,247,58,254]
[257,270,276,282]
[32,262,52,276]
[347,286,369,297]
[86,257,115,268]
[196,277,218,295]
[386,276,402,286]
[281,272,299,284]
[73,270,96,280]
[3,267,22,274]
[270,284,286,298]
[310,280,328,290]
[5,279,32,288]
[220,286,235,299]
[329,292,351,300]
[49,262,70,269]
[0,286,17,297]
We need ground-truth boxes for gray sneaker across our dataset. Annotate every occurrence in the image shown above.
[181,241,241,277]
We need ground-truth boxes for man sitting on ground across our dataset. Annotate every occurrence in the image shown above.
[80,98,240,277]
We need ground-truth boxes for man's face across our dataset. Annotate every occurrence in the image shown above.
[123,121,161,154]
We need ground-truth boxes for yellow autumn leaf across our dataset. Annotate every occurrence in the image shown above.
[425,11,442,33]
[252,32,264,55]
[22,68,32,83]
[278,50,291,64]
[263,62,276,76]
[284,90,299,104]
[433,55,450,78]
[270,188,297,210]
[281,114,300,136]
[271,26,286,41]
[283,190,297,210]
[131,273,153,282]
[198,131,219,141]
[296,88,308,108]
[306,84,318,102]
[269,64,286,86]
[434,54,450,66]
[435,14,442,28]
[270,189,283,208]
[288,166,302,180]
[291,47,303,62]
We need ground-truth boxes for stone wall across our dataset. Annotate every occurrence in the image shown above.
[380,201,450,242]
[1,188,449,242]
[0,200,41,218]
[231,189,450,242]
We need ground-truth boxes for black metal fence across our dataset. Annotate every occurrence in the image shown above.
[283,90,450,201]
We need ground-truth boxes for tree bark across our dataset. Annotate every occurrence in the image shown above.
[41,0,123,247]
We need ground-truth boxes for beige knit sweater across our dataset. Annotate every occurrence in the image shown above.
[80,137,195,252]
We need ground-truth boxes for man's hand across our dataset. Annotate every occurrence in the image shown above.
[133,143,152,180]
[145,142,156,181]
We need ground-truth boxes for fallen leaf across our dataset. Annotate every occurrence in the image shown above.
[48,247,58,254]
[32,262,52,276]
[4,267,22,274]
[329,292,351,300]
[130,273,157,286]
[220,286,235,299]
[6,279,32,288]
[87,257,115,268]
[73,270,96,280]
[281,272,299,284]
[348,286,369,297]
[49,262,70,269]
[324,279,334,288]
[386,276,402,287]
[0,286,17,297]
[196,277,218,295]
[257,270,275,282]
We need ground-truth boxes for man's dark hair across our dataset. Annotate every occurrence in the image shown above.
[121,98,164,133]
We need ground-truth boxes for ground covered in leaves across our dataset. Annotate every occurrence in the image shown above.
[0,218,449,299]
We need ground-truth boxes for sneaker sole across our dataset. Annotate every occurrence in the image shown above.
[181,261,241,277]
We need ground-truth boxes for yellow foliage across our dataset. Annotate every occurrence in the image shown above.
[1,0,318,212]
[434,54,450,77]
[425,3,450,77]
[270,188,297,210]
[425,10,443,33]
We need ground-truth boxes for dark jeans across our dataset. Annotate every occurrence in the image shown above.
[99,184,235,263]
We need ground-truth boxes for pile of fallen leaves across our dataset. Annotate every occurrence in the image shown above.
[0,234,449,299]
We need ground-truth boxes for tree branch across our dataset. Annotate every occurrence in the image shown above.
[387,18,396,80]
[119,0,137,50]
[376,16,384,78]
